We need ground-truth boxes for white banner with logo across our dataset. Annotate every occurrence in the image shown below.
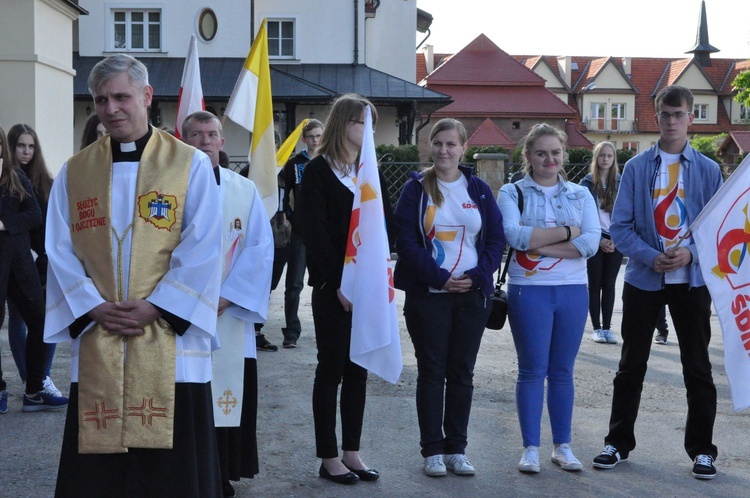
[692,155,750,412]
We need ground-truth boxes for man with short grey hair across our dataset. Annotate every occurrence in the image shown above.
[45,54,223,496]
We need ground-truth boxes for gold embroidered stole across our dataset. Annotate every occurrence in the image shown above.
[67,129,193,453]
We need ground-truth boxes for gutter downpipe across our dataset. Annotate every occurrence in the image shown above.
[353,0,359,65]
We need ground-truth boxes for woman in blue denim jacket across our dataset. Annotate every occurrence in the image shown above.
[497,123,599,474]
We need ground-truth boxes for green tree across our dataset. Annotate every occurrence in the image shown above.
[690,133,726,164]
[732,69,750,109]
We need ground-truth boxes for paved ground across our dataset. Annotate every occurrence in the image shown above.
[2,266,750,497]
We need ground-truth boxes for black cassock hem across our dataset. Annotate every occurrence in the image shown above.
[55,382,222,498]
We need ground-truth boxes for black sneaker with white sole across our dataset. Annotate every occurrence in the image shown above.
[592,444,628,469]
[692,454,716,480]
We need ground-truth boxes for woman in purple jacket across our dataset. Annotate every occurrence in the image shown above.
[394,118,504,477]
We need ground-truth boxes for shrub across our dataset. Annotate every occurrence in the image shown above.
[375,144,420,162]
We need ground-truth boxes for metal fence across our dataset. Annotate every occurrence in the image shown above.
[225,159,743,209]
[379,162,593,206]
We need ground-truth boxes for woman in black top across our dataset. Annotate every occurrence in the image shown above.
[301,94,392,485]
[0,125,67,413]
[7,123,59,395]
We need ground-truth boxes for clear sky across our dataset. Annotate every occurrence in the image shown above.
[416,0,750,59]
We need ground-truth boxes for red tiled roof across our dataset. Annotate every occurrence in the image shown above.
[415,52,453,83]
[430,85,576,117]
[722,131,750,153]
[415,35,750,145]
[425,34,545,86]
[466,118,516,147]
[565,121,594,148]
[734,131,750,151]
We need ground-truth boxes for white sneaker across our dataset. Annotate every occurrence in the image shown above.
[424,454,446,477]
[43,376,63,397]
[591,329,608,343]
[551,443,583,471]
[445,453,475,475]
[604,329,618,344]
[518,446,540,473]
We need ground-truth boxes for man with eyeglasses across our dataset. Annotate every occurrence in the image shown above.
[593,85,722,480]
[279,119,324,348]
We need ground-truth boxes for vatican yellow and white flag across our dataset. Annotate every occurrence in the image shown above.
[276,119,308,167]
[340,105,402,384]
[225,19,277,218]
[692,155,750,412]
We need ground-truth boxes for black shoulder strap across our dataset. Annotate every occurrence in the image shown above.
[496,183,523,287]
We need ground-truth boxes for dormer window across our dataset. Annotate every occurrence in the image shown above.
[694,104,708,121]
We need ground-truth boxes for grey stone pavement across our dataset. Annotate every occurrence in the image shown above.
[2,265,750,498]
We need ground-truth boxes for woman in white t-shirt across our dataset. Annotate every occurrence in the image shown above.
[395,118,504,477]
[497,123,600,474]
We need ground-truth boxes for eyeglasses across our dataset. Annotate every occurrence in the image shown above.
[656,111,691,120]
[349,120,365,125]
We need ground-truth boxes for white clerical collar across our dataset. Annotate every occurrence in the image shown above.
[120,141,137,153]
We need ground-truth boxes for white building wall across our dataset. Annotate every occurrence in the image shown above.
[365,0,417,82]
[255,0,357,64]
[78,0,253,57]
[0,0,80,176]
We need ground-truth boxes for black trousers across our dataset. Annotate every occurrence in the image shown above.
[605,283,718,459]
[311,286,368,458]
[585,247,623,330]
[0,234,45,394]
[404,290,489,457]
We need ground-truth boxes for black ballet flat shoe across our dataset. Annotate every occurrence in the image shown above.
[319,463,359,485]
[343,462,380,482]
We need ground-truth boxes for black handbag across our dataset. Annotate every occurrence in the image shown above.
[486,249,512,330]
[486,184,523,330]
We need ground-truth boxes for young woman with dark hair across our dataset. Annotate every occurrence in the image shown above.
[0,125,68,413]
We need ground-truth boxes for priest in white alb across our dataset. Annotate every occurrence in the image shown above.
[45,55,224,497]
[182,110,273,497]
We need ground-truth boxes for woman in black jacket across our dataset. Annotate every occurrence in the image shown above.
[7,123,60,395]
[579,141,623,345]
[0,125,67,414]
[301,94,392,485]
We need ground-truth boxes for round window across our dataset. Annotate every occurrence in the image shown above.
[198,9,217,42]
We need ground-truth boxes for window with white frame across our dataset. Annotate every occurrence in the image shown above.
[622,141,639,153]
[267,19,295,58]
[113,9,162,51]
[693,103,708,121]
[611,103,626,130]
[589,103,606,130]
[741,104,750,121]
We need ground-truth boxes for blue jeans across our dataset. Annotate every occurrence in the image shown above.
[283,233,306,340]
[404,290,490,457]
[8,299,56,380]
[508,284,588,447]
